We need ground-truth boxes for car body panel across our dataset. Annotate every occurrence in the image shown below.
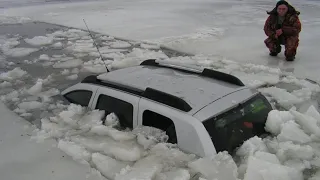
[193,88,259,121]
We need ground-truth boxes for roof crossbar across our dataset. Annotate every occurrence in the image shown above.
[142,87,192,112]
[140,59,245,86]
[81,75,192,112]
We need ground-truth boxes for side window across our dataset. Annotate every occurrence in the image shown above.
[64,90,92,107]
[142,110,177,144]
[95,94,134,129]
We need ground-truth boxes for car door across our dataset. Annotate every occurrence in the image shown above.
[91,87,140,129]
[137,97,216,157]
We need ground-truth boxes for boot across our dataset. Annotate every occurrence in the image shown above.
[269,45,281,56]
[276,45,281,53]
[269,52,278,56]
[286,56,295,61]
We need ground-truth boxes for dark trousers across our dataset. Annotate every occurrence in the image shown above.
[264,35,299,58]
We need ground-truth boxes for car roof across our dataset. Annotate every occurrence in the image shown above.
[95,60,249,115]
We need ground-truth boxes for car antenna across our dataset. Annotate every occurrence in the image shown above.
[83,19,110,72]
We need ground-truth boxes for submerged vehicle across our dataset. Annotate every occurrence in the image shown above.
[61,59,273,157]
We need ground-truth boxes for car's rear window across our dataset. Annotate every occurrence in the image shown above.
[203,93,272,153]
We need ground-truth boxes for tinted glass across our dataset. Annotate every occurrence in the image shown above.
[64,90,92,106]
[96,94,134,129]
[203,93,272,153]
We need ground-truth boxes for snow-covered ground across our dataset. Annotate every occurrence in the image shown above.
[1,0,320,179]
[1,0,320,82]
[0,102,107,180]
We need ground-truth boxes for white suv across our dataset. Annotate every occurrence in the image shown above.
[61,59,273,157]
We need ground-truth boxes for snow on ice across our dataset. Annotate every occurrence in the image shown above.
[0,81,12,88]
[265,110,294,135]
[99,47,128,54]
[61,69,70,75]
[259,87,302,109]
[58,139,91,166]
[0,90,20,102]
[0,37,20,50]
[156,168,190,180]
[109,41,131,49]
[281,76,320,93]
[244,156,303,180]
[18,101,43,111]
[140,43,161,50]
[92,153,130,180]
[52,42,63,48]
[0,15,30,25]
[27,79,43,95]
[188,152,238,180]
[66,74,78,80]
[25,36,54,46]
[39,54,50,61]
[110,48,168,70]
[2,47,39,57]
[0,67,28,81]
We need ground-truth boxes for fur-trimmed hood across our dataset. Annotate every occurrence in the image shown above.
[267,0,300,16]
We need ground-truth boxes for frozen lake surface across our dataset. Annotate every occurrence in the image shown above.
[1,0,319,82]
[1,1,320,180]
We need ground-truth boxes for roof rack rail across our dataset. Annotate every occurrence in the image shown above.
[81,75,192,112]
[202,69,245,86]
[142,88,192,112]
[140,59,245,86]
[81,75,144,96]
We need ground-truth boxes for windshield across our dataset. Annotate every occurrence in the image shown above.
[203,93,273,153]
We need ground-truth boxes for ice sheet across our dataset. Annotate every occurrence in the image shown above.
[3,0,319,82]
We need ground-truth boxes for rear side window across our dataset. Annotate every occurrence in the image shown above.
[95,94,134,129]
[142,110,177,144]
[203,94,272,153]
[64,90,92,107]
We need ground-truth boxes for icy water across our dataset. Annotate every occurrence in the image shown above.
[0,21,319,126]
[0,22,187,125]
